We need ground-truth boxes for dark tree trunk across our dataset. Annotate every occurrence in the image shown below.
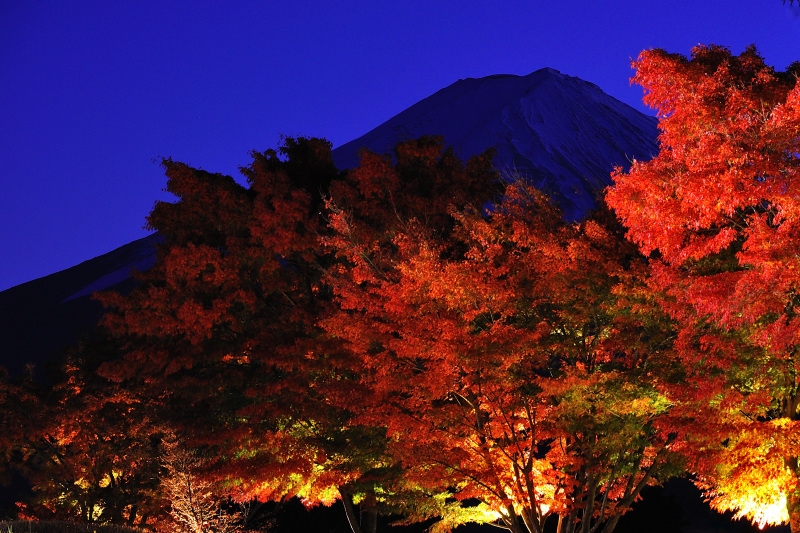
[341,492,364,533]
[361,508,377,533]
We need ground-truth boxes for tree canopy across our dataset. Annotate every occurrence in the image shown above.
[73,135,682,533]
[607,44,800,531]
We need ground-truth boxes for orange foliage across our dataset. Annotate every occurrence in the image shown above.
[0,348,166,526]
[325,148,679,533]
[98,138,434,532]
[607,45,800,530]
[93,134,680,533]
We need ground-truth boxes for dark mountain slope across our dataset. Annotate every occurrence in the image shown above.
[0,233,160,375]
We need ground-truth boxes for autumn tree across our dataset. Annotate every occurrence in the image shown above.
[606,44,800,530]
[160,439,242,533]
[323,144,680,533]
[98,133,680,533]
[99,137,418,533]
[0,343,166,526]
[320,136,510,531]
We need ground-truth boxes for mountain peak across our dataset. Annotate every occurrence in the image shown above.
[462,67,564,80]
[332,69,657,219]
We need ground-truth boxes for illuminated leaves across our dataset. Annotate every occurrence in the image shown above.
[325,158,678,533]
[608,44,800,530]
[0,350,166,526]
[91,133,681,533]
[97,138,368,520]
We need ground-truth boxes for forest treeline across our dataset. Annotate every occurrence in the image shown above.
[3,45,800,533]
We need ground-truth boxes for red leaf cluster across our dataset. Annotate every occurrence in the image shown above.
[608,44,800,531]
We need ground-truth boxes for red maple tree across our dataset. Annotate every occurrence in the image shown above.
[99,138,434,533]
[94,133,681,533]
[607,44,800,530]
[324,146,679,533]
[0,344,166,526]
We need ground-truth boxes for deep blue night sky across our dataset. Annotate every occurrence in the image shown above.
[2,1,799,291]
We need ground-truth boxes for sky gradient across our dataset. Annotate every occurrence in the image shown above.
[2,1,799,292]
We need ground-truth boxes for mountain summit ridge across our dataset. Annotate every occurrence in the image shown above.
[333,67,658,219]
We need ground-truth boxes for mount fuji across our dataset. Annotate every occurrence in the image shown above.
[0,67,658,373]
[333,68,658,220]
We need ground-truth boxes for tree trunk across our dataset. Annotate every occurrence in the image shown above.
[788,482,800,533]
[503,505,527,533]
[361,508,378,533]
[341,492,364,533]
[600,514,622,533]
[560,514,575,533]
[519,507,542,533]
[127,504,138,526]
[580,476,599,533]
